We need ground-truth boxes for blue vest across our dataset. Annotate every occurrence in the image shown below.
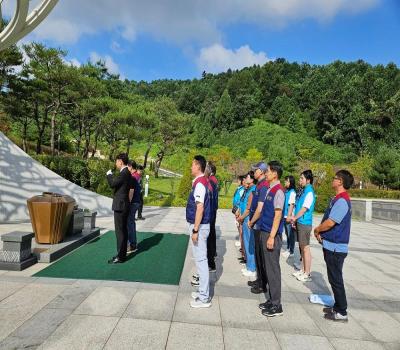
[321,192,352,244]
[249,179,269,221]
[283,188,296,217]
[260,183,285,234]
[240,185,256,215]
[186,176,211,224]
[209,176,219,213]
[233,185,244,207]
[295,184,315,225]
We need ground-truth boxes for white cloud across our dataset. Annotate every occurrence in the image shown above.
[66,58,81,67]
[89,52,121,76]
[110,41,124,53]
[197,44,270,73]
[3,0,379,45]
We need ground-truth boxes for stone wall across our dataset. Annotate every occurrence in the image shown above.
[351,198,400,223]
[0,132,113,223]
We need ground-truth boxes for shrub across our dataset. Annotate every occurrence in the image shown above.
[349,189,400,200]
[33,155,113,197]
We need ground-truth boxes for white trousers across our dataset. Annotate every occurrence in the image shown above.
[189,224,210,302]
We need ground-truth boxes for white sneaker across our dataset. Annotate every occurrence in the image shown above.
[282,250,290,258]
[234,241,241,247]
[292,270,304,278]
[242,269,256,277]
[190,298,212,308]
[296,273,312,282]
[191,291,199,299]
[289,253,294,257]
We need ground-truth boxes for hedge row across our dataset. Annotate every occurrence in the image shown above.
[349,189,400,200]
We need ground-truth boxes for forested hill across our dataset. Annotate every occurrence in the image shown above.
[1,42,399,189]
[130,59,400,153]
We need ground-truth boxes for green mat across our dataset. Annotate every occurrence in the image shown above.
[34,231,189,285]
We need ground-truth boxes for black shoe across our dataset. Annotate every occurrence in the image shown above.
[137,216,145,220]
[323,307,333,314]
[262,304,283,317]
[247,280,259,287]
[250,286,267,294]
[208,265,216,273]
[324,311,348,322]
[108,257,125,264]
[259,300,272,310]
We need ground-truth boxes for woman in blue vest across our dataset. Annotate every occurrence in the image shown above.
[237,171,257,277]
[282,175,296,258]
[232,175,246,254]
[291,170,316,282]
[314,170,354,322]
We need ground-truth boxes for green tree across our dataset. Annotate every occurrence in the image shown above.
[22,43,73,155]
[370,146,400,189]
[349,154,373,187]
[177,151,196,200]
[214,89,234,131]
[2,77,34,152]
[245,148,263,165]
[153,97,189,177]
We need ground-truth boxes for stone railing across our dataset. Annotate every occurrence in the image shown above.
[351,198,400,223]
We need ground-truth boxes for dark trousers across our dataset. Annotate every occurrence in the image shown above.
[127,202,140,245]
[114,210,128,260]
[323,248,348,315]
[284,222,295,254]
[137,192,144,218]
[254,228,268,289]
[261,231,282,306]
[207,213,217,269]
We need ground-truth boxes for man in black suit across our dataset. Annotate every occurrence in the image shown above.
[106,153,132,264]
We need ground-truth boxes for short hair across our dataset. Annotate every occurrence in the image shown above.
[268,160,283,179]
[301,169,314,184]
[207,161,217,175]
[285,175,296,191]
[116,153,129,165]
[193,155,207,173]
[128,160,137,169]
[137,165,144,171]
[336,170,354,190]
[246,170,256,184]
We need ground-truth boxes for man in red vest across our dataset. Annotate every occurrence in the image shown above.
[314,170,354,322]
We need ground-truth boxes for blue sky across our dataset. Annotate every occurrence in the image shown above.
[15,0,400,81]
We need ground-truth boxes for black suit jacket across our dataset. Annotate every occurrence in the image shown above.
[107,167,132,212]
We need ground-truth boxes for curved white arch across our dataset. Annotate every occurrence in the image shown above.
[0,0,58,50]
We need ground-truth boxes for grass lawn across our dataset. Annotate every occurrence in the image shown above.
[144,176,236,209]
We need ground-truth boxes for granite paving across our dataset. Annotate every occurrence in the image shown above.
[0,206,399,349]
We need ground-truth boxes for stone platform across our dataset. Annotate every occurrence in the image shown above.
[32,227,100,263]
[0,206,399,349]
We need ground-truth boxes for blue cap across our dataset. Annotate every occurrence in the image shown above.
[251,162,267,172]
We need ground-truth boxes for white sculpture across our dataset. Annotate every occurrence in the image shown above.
[0,0,58,51]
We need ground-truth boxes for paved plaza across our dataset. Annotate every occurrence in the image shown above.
[0,207,399,349]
